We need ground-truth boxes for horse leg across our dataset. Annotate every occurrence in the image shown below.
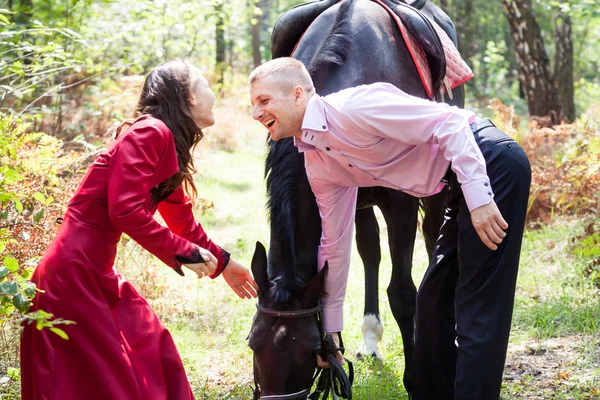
[381,191,420,394]
[354,206,384,360]
[421,187,448,259]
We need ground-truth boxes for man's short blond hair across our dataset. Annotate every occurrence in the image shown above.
[249,58,315,95]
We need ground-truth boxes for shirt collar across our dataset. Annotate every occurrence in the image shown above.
[301,94,328,132]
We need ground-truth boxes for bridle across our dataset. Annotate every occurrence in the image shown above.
[252,303,354,400]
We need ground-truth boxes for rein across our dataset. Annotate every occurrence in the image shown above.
[252,303,354,400]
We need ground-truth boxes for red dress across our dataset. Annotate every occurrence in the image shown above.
[20,118,227,400]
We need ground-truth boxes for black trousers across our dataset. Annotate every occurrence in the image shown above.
[414,119,532,400]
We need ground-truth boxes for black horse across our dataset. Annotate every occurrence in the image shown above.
[352,0,465,360]
[248,0,465,397]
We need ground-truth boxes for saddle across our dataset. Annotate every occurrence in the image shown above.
[271,0,472,99]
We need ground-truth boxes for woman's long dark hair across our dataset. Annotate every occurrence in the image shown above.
[116,59,204,203]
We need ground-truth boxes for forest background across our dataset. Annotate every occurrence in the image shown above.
[1,0,599,398]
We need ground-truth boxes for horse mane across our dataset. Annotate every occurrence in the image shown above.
[264,138,300,303]
[307,0,354,85]
[264,0,355,303]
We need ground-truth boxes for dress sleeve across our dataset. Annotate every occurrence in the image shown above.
[307,172,358,333]
[157,187,229,278]
[106,123,198,275]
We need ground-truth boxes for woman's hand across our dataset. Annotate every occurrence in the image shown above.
[222,259,259,299]
[183,247,218,278]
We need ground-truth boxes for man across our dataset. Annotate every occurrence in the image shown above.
[249,57,531,399]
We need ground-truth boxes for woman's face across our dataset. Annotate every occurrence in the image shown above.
[188,68,216,129]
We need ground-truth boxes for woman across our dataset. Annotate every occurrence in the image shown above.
[20,60,258,399]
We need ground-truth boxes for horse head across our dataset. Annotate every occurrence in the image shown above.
[248,241,328,398]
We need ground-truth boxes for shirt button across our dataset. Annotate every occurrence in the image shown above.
[325,147,331,151]
[488,192,492,196]
[484,183,489,187]
[373,177,377,181]
[348,164,353,167]
[322,125,326,129]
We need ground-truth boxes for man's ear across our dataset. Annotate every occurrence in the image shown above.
[294,85,304,104]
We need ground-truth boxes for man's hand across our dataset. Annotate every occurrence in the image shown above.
[222,259,258,299]
[183,247,218,278]
[471,200,508,250]
[316,332,345,368]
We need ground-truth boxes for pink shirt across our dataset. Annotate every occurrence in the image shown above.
[294,82,492,332]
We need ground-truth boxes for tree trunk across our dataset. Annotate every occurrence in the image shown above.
[215,0,226,85]
[501,0,561,123]
[260,0,273,62]
[454,0,473,62]
[554,7,575,122]
[250,0,263,68]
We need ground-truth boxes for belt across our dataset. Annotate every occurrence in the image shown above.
[469,118,495,134]
[441,118,495,184]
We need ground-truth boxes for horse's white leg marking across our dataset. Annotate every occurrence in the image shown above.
[357,313,383,360]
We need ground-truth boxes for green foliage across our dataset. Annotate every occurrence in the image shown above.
[0,256,36,316]
[0,114,75,394]
[0,8,94,135]
[0,115,27,215]
[0,114,61,321]
[19,309,75,340]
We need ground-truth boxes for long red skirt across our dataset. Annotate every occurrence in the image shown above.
[20,211,195,400]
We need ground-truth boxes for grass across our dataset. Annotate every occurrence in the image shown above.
[513,221,600,339]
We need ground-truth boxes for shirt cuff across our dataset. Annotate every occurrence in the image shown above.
[461,178,494,211]
[322,304,343,333]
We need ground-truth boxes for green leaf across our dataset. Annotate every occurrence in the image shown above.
[12,293,30,313]
[33,208,44,223]
[0,241,5,253]
[33,192,45,203]
[0,14,10,24]
[20,268,32,280]
[7,367,19,379]
[0,266,9,279]
[23,284,35,298]
[3,256,18,272]
[14,198,23,212]
[1,281,18,295]
[1,303,14,316]
[50,327,69,340]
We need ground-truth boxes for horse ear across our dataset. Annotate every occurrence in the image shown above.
[303,261,328,305]
[251,241,269,293]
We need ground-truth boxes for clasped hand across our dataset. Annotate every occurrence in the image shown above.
[182,248,258,299]
[182,247,218,278]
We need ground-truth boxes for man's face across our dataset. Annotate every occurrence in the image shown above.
[250,76,303,141]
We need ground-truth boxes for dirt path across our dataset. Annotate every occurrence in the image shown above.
[503,335,600,399]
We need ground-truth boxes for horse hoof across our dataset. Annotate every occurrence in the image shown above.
[356,351,383,361]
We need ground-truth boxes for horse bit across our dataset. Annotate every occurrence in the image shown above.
[252,303,354,400]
